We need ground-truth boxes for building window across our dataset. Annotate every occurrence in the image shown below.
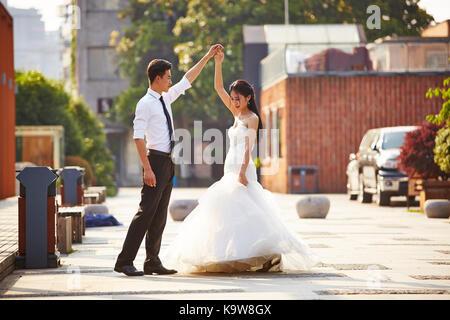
[88,47,120,80]
[426,51,448,70]
[87,0,120,10]
[97,98,113,114]
[271,108,283,158]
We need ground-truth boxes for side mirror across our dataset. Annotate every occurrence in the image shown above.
[349,153,356,161]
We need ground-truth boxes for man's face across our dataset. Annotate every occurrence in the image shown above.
[158,69,172,92]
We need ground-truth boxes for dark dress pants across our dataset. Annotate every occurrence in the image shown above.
[115,152,174,268]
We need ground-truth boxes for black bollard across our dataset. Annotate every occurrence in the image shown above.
[16,167,60,269]
[60,166,85,206]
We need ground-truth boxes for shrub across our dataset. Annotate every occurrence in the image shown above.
[426,77,449,179]
[15,70,117,196]
[15,70,84,156]
[68,98,117,196]
[434,126,450,175]
[64,155,97,186]
[398,121,447,180]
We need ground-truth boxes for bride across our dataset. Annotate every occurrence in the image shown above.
[163,48,320,273]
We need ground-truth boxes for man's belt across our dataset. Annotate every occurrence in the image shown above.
[148,149,171,158]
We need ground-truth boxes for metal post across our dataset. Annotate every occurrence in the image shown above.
[285,0,289,25]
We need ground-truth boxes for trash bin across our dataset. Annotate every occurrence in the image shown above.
[60,166,85,206]
[288,166,319,194]
[16,166,60,269]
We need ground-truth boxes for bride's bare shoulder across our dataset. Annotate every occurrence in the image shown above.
[246,113,259,125]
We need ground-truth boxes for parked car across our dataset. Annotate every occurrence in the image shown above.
[346,126,419,206]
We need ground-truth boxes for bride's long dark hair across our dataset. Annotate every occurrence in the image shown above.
[229,79,263,148]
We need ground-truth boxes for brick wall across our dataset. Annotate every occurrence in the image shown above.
[260,73,448,193]
[0,3,16,199]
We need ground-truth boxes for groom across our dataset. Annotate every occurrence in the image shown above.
[114,44,224,276]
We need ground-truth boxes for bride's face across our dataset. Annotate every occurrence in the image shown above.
[230,90,250,111]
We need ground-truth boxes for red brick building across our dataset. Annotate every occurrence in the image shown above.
[0,2,16,199]
[259,73,448,193]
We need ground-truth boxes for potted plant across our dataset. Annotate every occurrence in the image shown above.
[398,121,449,211]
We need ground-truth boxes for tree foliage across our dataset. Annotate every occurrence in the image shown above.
[110,0,434,129]
[68,99,117,195]
[426,77,450,176]
[15,70,117,195]
[426,77,450,126]
[433,126,450,175]
[15,70,84,156]
[398,121,447,180]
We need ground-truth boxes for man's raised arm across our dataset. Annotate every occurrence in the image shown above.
[164,44,223,104]
[185,44,223,83]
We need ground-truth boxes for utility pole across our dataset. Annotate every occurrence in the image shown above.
[285,0,289,24]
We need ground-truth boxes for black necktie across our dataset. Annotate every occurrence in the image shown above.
[159,96,174,152]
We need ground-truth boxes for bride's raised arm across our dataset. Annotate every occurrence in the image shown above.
[214,51,237,116]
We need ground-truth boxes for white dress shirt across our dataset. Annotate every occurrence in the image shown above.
[133,75,192,153]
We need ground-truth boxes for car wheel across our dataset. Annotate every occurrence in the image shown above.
[358,174,372,203]
[347,177,358,200]
[376,179,390,206]
[407,196,416,204]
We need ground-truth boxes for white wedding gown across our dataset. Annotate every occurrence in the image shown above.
[163,119,320,273]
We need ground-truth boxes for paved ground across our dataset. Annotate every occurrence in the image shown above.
[0,197,18,282]
[0,187,449,300]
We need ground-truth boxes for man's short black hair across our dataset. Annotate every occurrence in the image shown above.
[147,59,172,84]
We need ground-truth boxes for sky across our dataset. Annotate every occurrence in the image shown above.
[4,0,450,32]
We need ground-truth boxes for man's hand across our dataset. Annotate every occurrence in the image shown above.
[185,44,223,84]
[144,168,156,187]
[206,44,224,59]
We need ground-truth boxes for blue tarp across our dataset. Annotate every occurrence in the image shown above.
[85,213,122,227]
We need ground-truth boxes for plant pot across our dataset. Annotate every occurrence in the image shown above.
[416,179,450,211]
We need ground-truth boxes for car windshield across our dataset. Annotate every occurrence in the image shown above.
[382,131,407,149]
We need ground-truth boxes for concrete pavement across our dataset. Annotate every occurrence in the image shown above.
[0,187,449,300]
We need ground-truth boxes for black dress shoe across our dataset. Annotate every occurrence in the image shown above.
[144,264,177,275]
[114,265,144,276]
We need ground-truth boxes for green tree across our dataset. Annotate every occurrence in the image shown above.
[15,70,84,156]
[106,0,188,127]
[111,0,434,129]
[15,70,117,196]
[426,77,450,126]
[68,99,117,195]
[306,0,434,42]
[433,126,450,176]
[426,77,450,176]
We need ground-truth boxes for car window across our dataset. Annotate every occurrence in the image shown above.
[382,131,407,149]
